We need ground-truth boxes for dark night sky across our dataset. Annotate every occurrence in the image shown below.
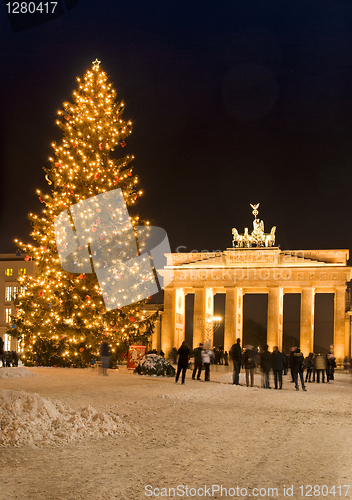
[1,0,352,345]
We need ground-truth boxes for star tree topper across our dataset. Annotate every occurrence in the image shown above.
[92,58,101,69]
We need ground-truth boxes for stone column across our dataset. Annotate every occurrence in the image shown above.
[344,313,351,361]
[349,312,352,359]
[193,288,205,348]
[300,287,315,357]
[267,287,283,352]
[334,286,346,363]
[174,288,186,348]
[151,314,161,352]
[350,314,352,359]
[224,288,243,353]
[161,288,177,356]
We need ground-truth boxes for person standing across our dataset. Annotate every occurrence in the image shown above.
[99,339,111,376]
[201,347,215,381]
[326,353,336,382]
[243,346,256,387]
[214,347,220,365]
[343,356,350,373]
[218,345,224,365]
[192,343,203,380]
[175,341,191,384]
[314,353,326,383]
[271,346,286,390]
[11,351,18,367]
[304,353,314,383]
[289,347,296,383]
[223,351,229,366]
[230,338,242,385]
[293,348,307,391]
[260,345,272,389]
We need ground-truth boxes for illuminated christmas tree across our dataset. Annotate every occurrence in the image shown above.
[9,59,159,366]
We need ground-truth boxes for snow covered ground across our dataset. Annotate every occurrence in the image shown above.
[0,365,351,500]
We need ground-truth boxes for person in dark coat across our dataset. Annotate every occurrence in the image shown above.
[293,348,307,391]
[326,353,336,382]
[260,344,272,389]
[304,353,314,383]
[218,345,224,365]
[192,343,203,380]
[99,340,111,376]
[243,346,256,387]
[175,341,191,384]
[5,351,12,367]
[343,356,350,373]
[230,338,242,385]
[289,347,296,383]
[11,351,18,367]
[271,346,286,389]
[223,351,228,366]
[281,351,288,375]
[214,347,220,365]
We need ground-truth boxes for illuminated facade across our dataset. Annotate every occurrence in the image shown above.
[0,254,37,351]
[160,247,352,363]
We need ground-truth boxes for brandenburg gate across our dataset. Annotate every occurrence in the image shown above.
[159,205,352,363]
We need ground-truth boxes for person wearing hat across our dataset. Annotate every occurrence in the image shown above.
[192,342,204,380]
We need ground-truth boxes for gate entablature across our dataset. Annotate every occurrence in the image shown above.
[164,247,349,270]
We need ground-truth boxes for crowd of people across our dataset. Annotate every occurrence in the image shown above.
[174,341,217,384]
[0,337,19,367]
[173,339,347,391]
[0,350,19,367]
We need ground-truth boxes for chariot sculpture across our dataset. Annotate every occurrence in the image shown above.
[232,203,276,248]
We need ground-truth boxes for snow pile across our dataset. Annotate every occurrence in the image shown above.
[134,354,176,377]
[0,367,35,379]
[0,389,131,447]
